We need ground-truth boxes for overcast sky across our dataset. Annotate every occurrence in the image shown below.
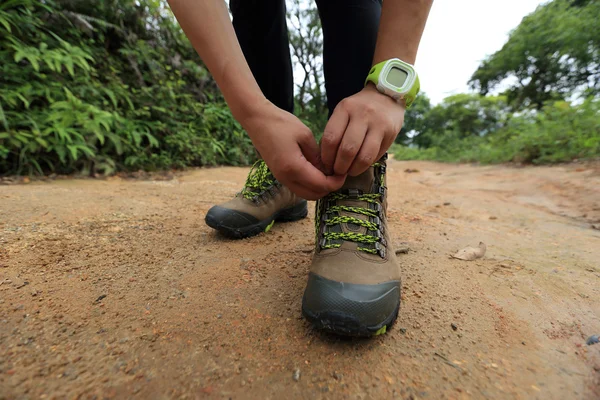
[416,0,547,104]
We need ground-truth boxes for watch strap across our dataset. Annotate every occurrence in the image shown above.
[404,74,420,108]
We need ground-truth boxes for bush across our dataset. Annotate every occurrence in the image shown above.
[0,0,256,176]
[394,98,600,164]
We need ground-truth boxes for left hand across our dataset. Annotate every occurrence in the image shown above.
[320,84,405,177]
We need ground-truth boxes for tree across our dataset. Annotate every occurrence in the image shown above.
[286,0,328,136]
[470,0,600,110]
[396,93,432,144]
[412,94,510,148]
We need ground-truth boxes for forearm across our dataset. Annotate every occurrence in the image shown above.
[167,0,266,122]
[373,0,433,65]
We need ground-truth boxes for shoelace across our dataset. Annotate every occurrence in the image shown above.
[318,162,386,256]
[241,160,276,200]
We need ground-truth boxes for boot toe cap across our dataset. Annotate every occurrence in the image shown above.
[205,205,259,229]
[302,273,400,336]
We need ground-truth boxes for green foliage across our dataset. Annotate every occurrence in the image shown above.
[411,94,510,148]
[0,0,255,175]
[396,93,432,144]
[394,98,600,164]
[2,0,597,175]
[404,0,600,166]
[287,0,328,138]
[470,0,600,109]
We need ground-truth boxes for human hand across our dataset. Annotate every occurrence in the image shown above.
[241,102,346,200]
[320,84,405,176]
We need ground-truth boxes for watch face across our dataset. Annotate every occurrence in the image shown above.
[387,66,408,88]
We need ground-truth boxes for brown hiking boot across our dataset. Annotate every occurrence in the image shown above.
[205,160,308,239]
[302,154,400,336]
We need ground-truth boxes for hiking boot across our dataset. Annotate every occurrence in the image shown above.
[205,160,308,239]
[302,154,400,336]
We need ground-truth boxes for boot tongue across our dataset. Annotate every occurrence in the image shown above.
[340,166,375,193]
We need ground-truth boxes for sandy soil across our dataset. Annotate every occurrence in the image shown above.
[1,160,599,399]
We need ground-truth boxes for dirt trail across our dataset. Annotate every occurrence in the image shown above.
[1,160,599,399]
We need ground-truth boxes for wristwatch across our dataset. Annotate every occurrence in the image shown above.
[365,58,420,108]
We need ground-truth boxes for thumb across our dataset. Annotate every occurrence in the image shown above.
[325,174,346,193]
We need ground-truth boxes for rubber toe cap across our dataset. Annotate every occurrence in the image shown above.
[205,205,259,229]
[302,273,400,334]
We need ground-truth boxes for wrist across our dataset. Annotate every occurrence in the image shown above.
[363,82,407,109]
[229,94,271,128]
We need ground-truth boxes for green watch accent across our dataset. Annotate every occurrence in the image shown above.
[365,61,387,88]
[404,74,420,108]
[365,59,420,108]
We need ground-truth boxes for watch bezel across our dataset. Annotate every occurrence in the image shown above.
[378,59,417,100]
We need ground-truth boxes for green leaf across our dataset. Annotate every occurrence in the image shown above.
[15,93,30,109]
[0,101,8,131]
[0,14,11,32]
[103,89,118,108]
[67,144,78,160]
[77,144,95,158]
[146,133,159,148]
[93,130,105,145]
[35,137,48,148]
[64,58,75,76]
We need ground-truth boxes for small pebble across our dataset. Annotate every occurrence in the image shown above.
[292,368,301,382]
[395,245,410,255]
[443,202,451,206]
[399,328,407,334]
[586,335,599,346]
[451,323,458,331]
[216,314,222,319]
[332,371,342,380]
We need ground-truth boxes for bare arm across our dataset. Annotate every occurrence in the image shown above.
[321,0,433,177]
[166,0,264,122]
[167,0,345,199]
[374,0,433,65]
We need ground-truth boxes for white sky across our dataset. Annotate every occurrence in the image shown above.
[416,0,548,104]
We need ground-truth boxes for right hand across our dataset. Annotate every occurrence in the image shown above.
[240,102,346,200]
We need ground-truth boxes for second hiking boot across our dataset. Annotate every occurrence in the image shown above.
[302,154,401,336]
[205,160,308,239]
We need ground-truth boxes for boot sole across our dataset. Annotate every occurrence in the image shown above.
[302,273,401,337]
[205,200,308,239]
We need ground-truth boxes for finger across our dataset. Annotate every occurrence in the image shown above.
[297,128,326,173]
[348,129,384,176]
[288,173,345,200]
[285,180,327,201]
[320,105,349,174]
[286,149,346,196]
[333,118,368,176]
[296,155,347,194]
[375,132,397,162]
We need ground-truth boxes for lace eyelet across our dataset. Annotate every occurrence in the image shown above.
[319,238,328,250]
[375,242,386,258]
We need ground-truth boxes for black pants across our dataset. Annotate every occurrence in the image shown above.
[230,0,382,115]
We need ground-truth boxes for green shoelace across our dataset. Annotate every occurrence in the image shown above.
[317,162,386,256]
[241,160,277,201]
